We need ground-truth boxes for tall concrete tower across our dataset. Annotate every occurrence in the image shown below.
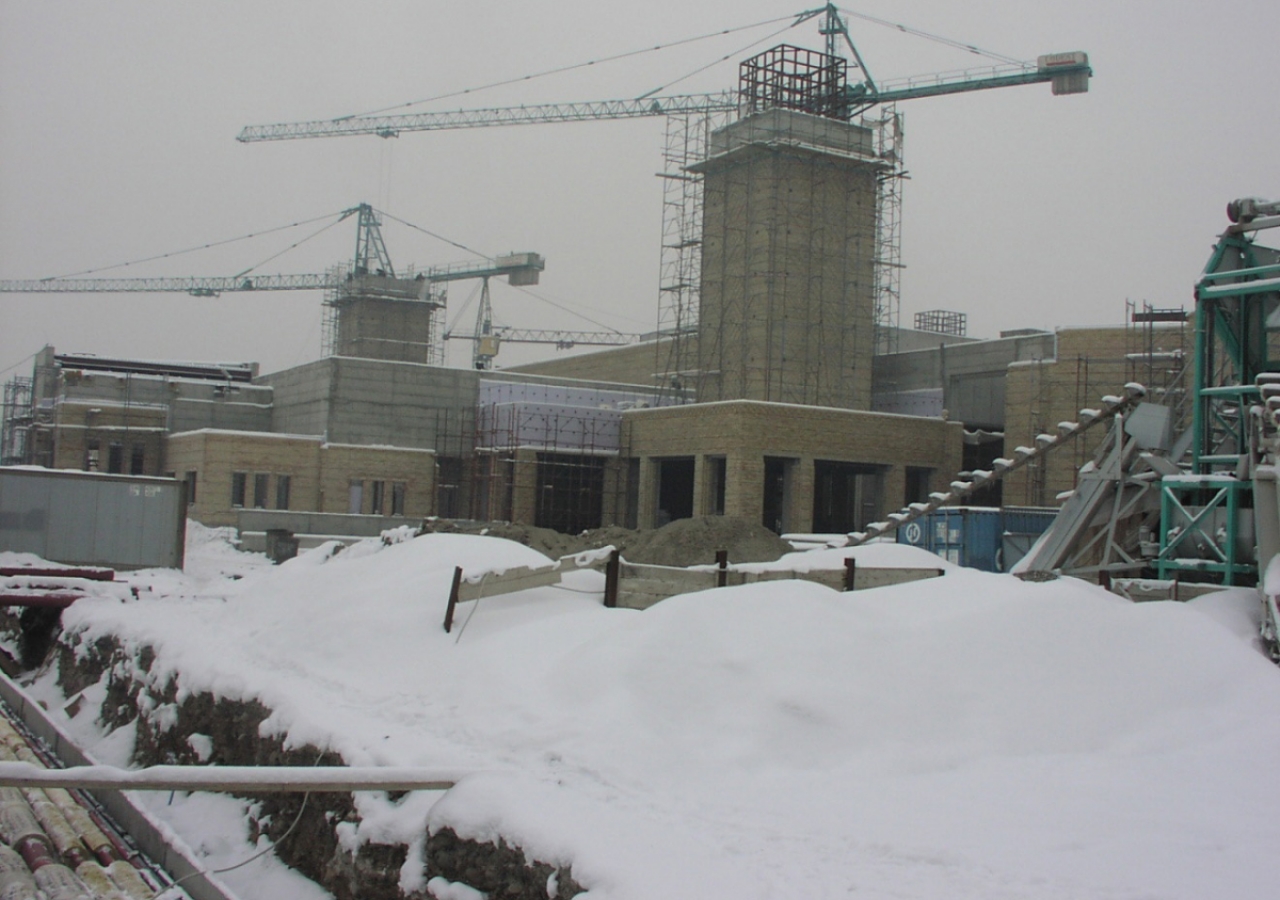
[329,273,444,365]
[694,46,884,410]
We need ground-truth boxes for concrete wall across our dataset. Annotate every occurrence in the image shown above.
[623,401,963,533]
[257,358,334,438]
[47,400,168,477]
[872,331,1056,429]
[695,110,879,411]
[503,338,677,387]
[29,365,274,476]
[260,357,480,455]
[166,429,435,527]
[335,296,440,364]
[166,431,323,527]
[325,358,477,453]
[888,327,981,354]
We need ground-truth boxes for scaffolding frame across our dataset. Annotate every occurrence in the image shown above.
[321,265,447,365]
[1125,300,1191,438]
[693,116,883,408]
[655,46,903,405]
[0,376,33,466]
[656,109,733,399]
[739,45,849,119]
[914,309,966,337]
[469,403,635,532]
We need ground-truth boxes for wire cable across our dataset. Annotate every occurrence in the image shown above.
[0,351,37,379]
[155,752,326,899]
[375,209,490,261]
[638,19,802,98]
[836,7,1022,65]
[443,280,484,335]
[233,215,351,279]
[344,15,796,119]
[46,211,350,280]
[505,283,626,333]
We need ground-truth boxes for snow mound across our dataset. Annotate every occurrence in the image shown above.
[40,530,1280,900]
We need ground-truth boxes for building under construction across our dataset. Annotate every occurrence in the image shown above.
[0,38,1126,544]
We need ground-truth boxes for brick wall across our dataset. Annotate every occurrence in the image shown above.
[624,401,962,532]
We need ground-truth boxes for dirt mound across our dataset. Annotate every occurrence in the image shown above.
[418,519,585,559]
[617,516,793,567]
[420,516,791,568]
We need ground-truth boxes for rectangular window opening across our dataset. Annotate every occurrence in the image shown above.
[391,481,406,517]
[655,457,696,527]
[253,473,269,509]
[231,472,247,508]
[707,456,727,517]
[185,471,198,505]
[276,474,291,510]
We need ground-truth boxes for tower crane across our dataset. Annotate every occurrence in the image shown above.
[0,204,637,366]
[235,4,1090,370]
[442,276,640,370]
[236,7,1088,143]
[0,204,540,297]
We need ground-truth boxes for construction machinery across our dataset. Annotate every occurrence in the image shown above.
[235,8,1088,144]
[237,4,1090,372]
[443,277,640,370]
[858,197,1280,607]
[0,203,643,368]
[0,203,558,365]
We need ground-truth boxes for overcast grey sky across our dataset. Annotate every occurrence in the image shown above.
[2,1,1277,377]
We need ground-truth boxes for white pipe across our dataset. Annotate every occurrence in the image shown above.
[0,761,472,793]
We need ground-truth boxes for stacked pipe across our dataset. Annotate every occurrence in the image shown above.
[0,717,159,900]
[846,382,1148,547]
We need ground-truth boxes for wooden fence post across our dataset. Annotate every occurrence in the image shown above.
[1098,569,1112,591]
[843,557,857,592]
[443,566,463,633]
[604,550,620,608]
[716,550,728,587]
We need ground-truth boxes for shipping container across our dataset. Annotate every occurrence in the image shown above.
[0,466,185,569]
[898,506,1057,572]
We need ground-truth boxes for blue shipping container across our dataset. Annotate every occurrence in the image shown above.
[898,506,1057,572]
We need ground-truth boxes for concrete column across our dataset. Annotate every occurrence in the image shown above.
[636,456,657,530]
[510,449,539,525]
[724,451,763,526]
[882,465,905,522]
[691,455,709,518]
[601,458,624,526]
[791,455,815,535]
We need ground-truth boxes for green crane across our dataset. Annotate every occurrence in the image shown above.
[237,6,1088,143]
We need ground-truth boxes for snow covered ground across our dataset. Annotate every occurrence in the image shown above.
[13,524,1280,899]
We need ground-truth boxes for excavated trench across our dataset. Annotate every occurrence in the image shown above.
[2,614,585,900]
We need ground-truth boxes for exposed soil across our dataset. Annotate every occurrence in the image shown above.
[31,627,588,900]
[421,515,793,567]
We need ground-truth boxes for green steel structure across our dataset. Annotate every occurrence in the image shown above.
[1157,198,1280,584]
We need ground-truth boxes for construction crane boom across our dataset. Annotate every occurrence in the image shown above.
[236,58,1088,144]
[863,54,1091,109]
[237,93,741,143]
[0,274,333,295]
[446,328,639,346]
[0,255,544,298]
